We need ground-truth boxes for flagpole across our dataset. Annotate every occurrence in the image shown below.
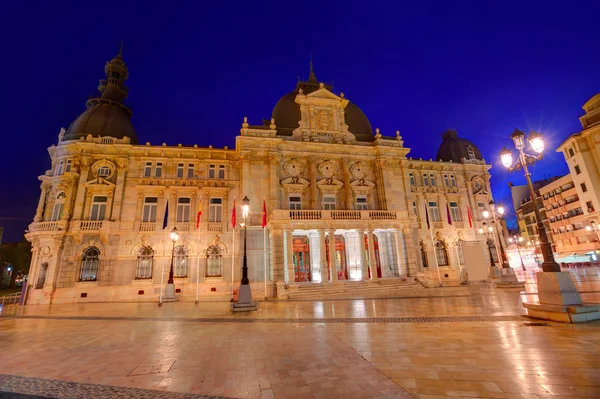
[425,200,442,286]
[231,198,236,301]
[195,226,201,304]
[159,228,166,307]
[263,198,268,300]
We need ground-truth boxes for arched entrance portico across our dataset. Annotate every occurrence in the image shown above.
[365,234,382,278]
[292,236,311,282]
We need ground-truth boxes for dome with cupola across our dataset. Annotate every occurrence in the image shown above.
[435,129,483,162]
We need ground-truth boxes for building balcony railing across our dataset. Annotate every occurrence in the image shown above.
[271,209,402,222]
[174,221,192,232]
[138,221,157,232]
[28,220,69,233]
[79,220,104,231]
[208,221,223,232]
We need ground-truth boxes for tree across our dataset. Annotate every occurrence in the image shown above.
[0,241,32,288]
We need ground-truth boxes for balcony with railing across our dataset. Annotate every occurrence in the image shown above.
[271,209,402,222]
[138,221,156,232]
[79,220,104,231]
[208,221,223,232]
[28,220,69,233]
[174,221,192,232]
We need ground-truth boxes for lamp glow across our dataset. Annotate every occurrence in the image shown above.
[528,131,544,154]
[500,147,513,168]
[510,129,526,150]
[518,237,523,242]
[497,206,505,215]
[482,210,490,219]
[586,225,592,231]
[508,237,513,243]
[478,228,484,234]
[242,196,250,219]
[169,227,179,242]
[488,226,493,232]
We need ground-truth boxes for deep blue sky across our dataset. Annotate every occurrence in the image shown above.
[1,1,598,242]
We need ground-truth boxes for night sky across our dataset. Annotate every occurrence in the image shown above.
[1,1,599,242]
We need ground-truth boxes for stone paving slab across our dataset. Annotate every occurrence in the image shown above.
[1,315,529,324]
[0,375,235,399]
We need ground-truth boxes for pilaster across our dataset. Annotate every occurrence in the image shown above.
[34,184,50,222]
[367,230,378,280]
[319,229,328,283]
[111,158,128,220]
[328,229,338,282]
[358,229,368,280]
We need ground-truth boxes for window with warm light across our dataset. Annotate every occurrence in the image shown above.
[51,192,66,221]
[289,195,302,210]
[90,196,107,221]
[142,197,158,222]
[449,202,462,222]
[177,198,191,222]
[209,198,223,222]
[428,201,441,222]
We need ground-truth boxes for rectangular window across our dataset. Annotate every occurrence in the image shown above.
[574,165,581,175]
[142,197,158,222]
[423,173,429,186]
[176,163,184,178]
[468,149,476,160]
[586,201,594,212]
[289,195,302,210]
[218,165,225,179]
[581,183,588,192]
[569,148,575,157]
[444,175,450,187]
[176,197,191,222]
[65,160,72,173]
[478,202,485,210]
[323,195,336,210]
[90,196,107,221]
[450,174,456,187]
[412,201,417,216]
[51,203,63,221]
[57,161,64,176]
[409,173,415,186]
[209,198,222,222]
[449,202,462,222]
[155,162,163,178]
[430,173,436,186]
[208,164,216,179]
[428,201,441,222]
[356,195,368,210]
[187,164,194,178]
[144,162,152,177]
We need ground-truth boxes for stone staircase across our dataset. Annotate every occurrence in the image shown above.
[416,266,463,287]
[285,277,425,300]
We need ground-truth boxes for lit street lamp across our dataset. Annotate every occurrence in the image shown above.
[482,200,510,269]
[168,227,179,284]
[232,196,257,311]
[499,129,560,273]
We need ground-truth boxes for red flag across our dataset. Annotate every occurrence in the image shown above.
[231,199,236,229]
[195,201,202,229]
[467,205,473,228]
[262,199,267,229]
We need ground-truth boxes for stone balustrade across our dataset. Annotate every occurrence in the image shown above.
[28,221,68,232]
[271,209,401,221]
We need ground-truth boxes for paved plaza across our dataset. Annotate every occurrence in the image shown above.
[1,269,599,399]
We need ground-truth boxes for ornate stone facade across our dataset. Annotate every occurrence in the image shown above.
[24,51,494,304]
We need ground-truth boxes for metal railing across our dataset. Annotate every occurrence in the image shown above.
[273,209,401,221]
[0,293,21,306]
[80,220,103,231]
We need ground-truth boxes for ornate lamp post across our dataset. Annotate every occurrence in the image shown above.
[500,130,597,322]
[482,201,510,269]
[479,222,497,268]
[232,196,257,312]
[160,227,179,305]
[499,129,560,272]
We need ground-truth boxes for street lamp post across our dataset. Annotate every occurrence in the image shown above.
[160,227,179,305]
[500,130,597,322]
[479,222,497,268]
[486,201,511,269]
[500,129,560,272]
[232,196,257,312]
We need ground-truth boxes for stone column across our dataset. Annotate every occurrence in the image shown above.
[308,231,320,282]
[135,190,144,224]
[358,229,368,280]
[394,229,405,276]
[203,191,210,231]
[439,195,448,228]
[268,153,281,212]
[111,158,128,221]
[285,230,294,284]
[82,192,93,220]
[169,191,177,226]
[341,158,352,209]
[367,230,378,280]
[319,229,328,283]
[34,184,50,222]
[328,229,338,282]
[270,230,284,282]
[309,157,318,209]
[71,157,91,221]
[221,192,229,233]
[44,236,64,299]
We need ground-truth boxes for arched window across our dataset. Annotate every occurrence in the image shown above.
[36,262,49,289]
[80,246,100,281]
[174,245,188,278]
[435,241,449,266]
[51,192,66,221]
[136,246,154,279]
[206,245,222,277]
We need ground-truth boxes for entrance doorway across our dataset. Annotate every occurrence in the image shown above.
[292,236,311,282]
[366,234,382,278]
[325,235,348,280]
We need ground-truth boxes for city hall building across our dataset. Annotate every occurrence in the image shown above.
[25,50,494,304]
